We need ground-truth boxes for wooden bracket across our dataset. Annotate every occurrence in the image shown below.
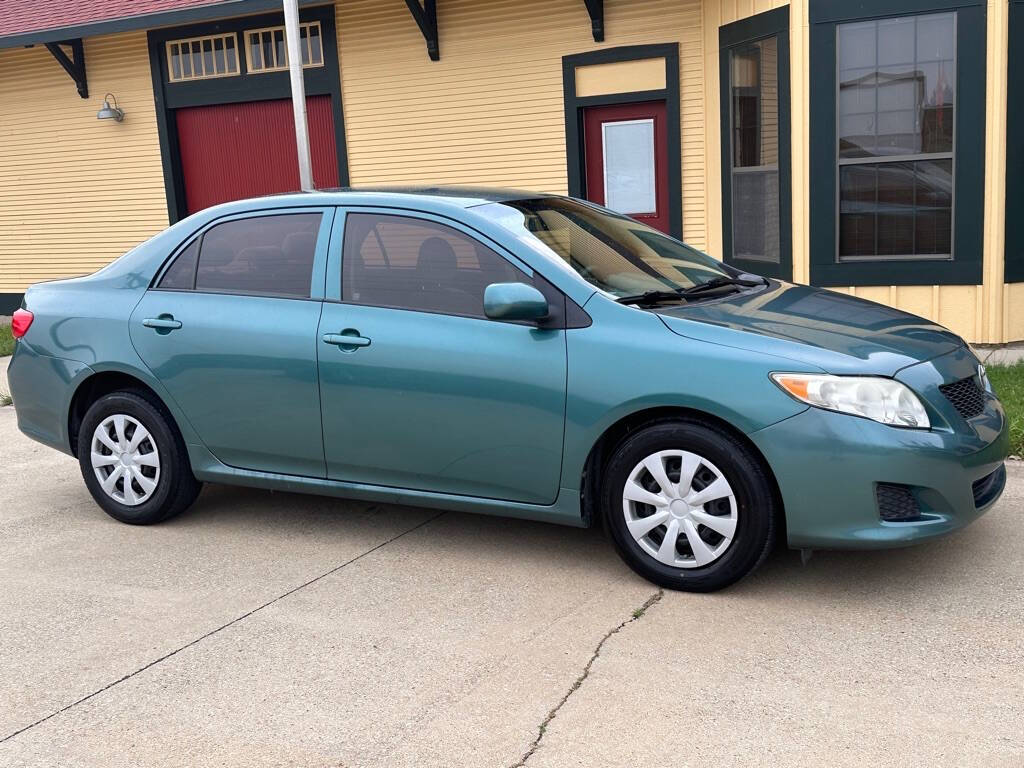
[44,39,88,98]
[404,0,439,61]
[583,0,604,42]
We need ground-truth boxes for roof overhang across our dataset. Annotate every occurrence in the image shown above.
[0,0,327,50]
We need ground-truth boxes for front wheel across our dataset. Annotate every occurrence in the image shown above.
[602,419,777,592]
[78,390,202,525]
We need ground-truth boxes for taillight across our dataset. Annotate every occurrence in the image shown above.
[11,308,33,338]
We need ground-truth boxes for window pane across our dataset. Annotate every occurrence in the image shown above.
[274,28,286,67]
[159,239,199,289]
[838,12,956,158]
[201,39,214,76]
[309,22,322,64]
[839,165,877,257]
[169,43,182,80]
[914,158,953,254]
[195,214,321,297]
[262,32,274,69]
[732,169,780,262]
[342,213,525,318]
[191,41,203,79]
[602,120,656,215]
[300,25,311,65]
[213,37,226,74]
[225,36,238,72]
[249,32,262,70]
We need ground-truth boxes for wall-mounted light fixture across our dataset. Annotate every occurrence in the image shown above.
[96,93,124,122]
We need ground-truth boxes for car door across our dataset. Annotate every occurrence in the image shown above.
[130,208,332,478]
[317,209,567,504]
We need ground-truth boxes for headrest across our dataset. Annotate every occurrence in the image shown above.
[416,236,457,274]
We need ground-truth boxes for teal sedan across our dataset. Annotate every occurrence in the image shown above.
[7,188,1009,592]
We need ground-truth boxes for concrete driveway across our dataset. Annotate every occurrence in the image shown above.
[0,373,1022,766]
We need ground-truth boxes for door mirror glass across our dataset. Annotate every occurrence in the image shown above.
[483,282,549,322]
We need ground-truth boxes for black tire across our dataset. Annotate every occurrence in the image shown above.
[602,419,776,592]
[77,390,202,525]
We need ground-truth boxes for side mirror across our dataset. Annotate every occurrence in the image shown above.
[483,282,549,322]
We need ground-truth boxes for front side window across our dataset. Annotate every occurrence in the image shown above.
[837,12,955,261]
[342,213,525,318]
[159,213,321,297]
[475,197,729,298]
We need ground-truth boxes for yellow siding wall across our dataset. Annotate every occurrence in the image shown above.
[335,0,709,248]
[703,0,1016,343]
[0,31,167,292]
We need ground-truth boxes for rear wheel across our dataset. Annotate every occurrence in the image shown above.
[78,391,202,525]
[602,419,776,592]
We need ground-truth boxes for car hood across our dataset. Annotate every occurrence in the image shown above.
[654,282,963,376]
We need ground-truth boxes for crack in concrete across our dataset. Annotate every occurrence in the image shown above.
[0,510,447,745]
[510,589,664,767]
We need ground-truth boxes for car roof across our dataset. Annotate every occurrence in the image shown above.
[245,185,556,211]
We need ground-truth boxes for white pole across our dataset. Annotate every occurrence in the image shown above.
[283,0,314,191]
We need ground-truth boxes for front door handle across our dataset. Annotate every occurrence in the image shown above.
[322,330,371,350]
[143,315,182,332]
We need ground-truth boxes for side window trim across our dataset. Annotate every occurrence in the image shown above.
[151,206,334,300]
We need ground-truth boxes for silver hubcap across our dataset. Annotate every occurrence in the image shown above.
[622,449,738,569]
[90,414,161,506]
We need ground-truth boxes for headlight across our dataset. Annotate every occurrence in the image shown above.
[771,373,930,429]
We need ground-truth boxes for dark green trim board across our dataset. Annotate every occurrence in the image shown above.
[0,294,24,316]
[808,1,987,286]
[809,0,984,24]
[1006,0,1024,282]
[718,6,792,281]
[562,44,683,240]
[148,5,349,224]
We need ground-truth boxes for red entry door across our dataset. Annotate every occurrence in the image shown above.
[583,101,670,233]
[175,95,340,215]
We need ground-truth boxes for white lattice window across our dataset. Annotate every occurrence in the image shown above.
[245,21,323,73]
[166,33,239,82]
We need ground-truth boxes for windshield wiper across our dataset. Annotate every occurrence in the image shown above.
[617,274,767,306]
[616,289,687,306]
[678,274,767,295]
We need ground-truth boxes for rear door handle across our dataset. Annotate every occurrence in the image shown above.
[143,316,182,331]
[322,330,371,349]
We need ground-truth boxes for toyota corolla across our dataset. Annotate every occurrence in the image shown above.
[6,188,1009,591]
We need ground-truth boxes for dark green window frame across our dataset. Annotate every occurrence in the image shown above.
[719,7,792,281]
[809,0,986,286]
[1007,0,1024,283]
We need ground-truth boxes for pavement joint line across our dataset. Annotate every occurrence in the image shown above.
[0,509,448,745]
[509,588,665,768]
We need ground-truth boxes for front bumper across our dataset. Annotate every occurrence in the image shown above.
[750,347,1009,549]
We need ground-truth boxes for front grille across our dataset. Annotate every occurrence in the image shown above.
[939,376,986,420]
[972,465,1006,508]
[876,483,923,522]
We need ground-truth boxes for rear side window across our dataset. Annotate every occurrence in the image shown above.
[159,213,321,297]
[342,213,525,318]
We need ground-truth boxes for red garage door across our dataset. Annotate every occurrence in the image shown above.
[175,95,341,215]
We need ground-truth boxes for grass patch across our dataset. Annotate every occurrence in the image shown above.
[988,362,1024,458]
[0,323,13,357]
[0,391,11,407]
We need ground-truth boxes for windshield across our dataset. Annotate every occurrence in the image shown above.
[474,197,732,297]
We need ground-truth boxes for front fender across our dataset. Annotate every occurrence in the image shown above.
[560,301,813,492]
